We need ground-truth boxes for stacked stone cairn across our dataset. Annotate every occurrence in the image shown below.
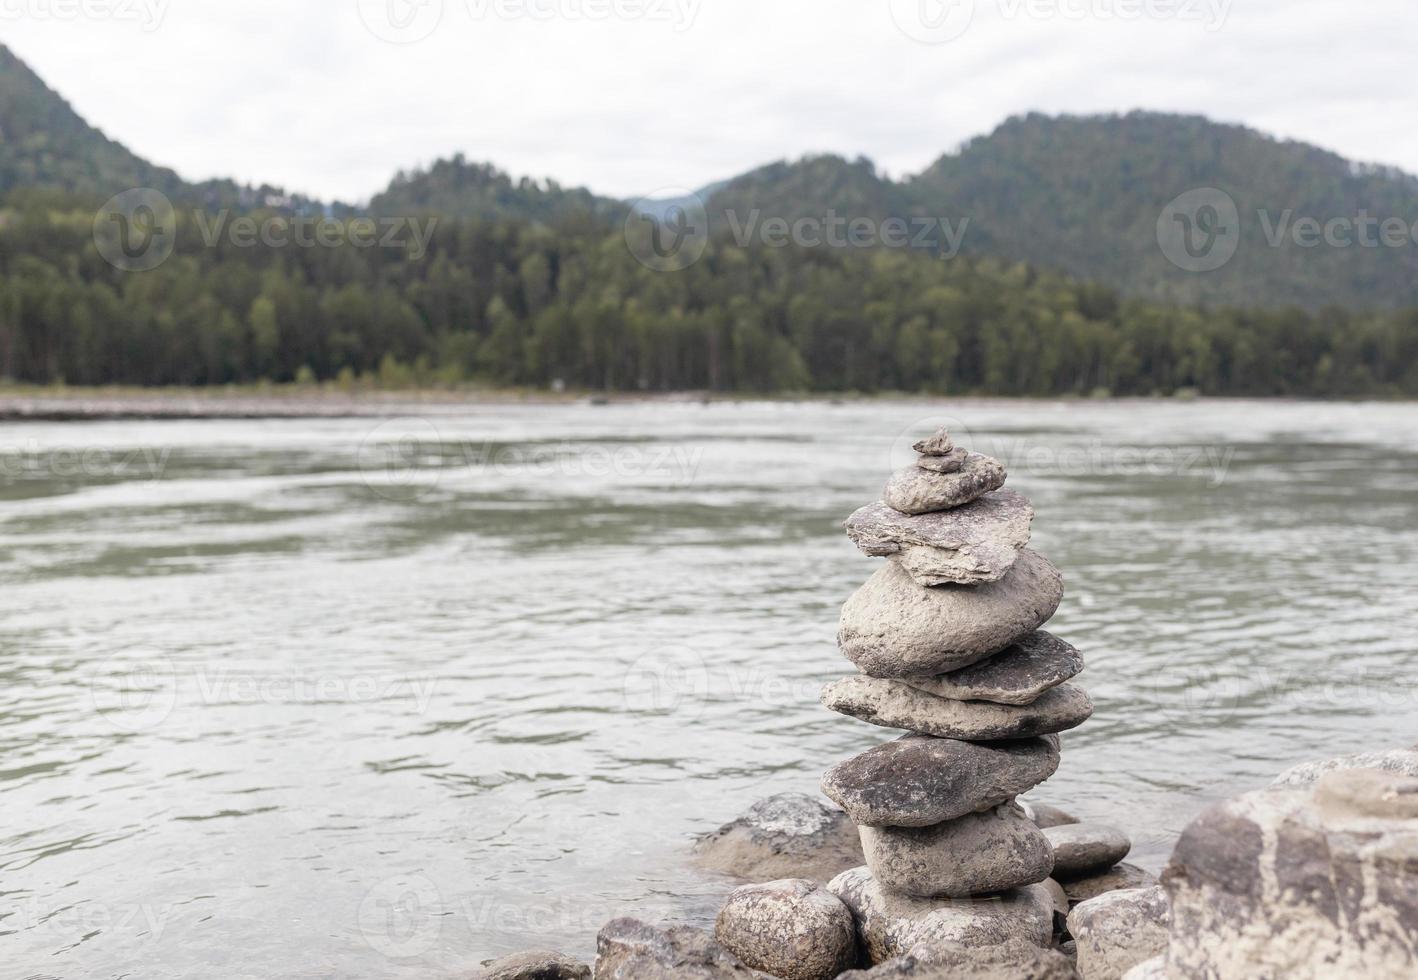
[820,428,1097,963]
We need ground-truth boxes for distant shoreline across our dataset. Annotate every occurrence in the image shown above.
[0,386,1409,421]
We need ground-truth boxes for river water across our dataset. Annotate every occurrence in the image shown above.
[3,399,1416,978]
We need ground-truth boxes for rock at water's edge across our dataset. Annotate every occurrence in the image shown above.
[713,879,857,980]
[1162,769,1418,978]
[839,551,1064,679]
[480,950,591,979]
[1271,745,1418,787]
[594,918,758,979]
[1044,824,1132,879]
[1019,799,1080,829]
[836,940,1080,978]
[822,677,1093,741]
[822,734,1060,829]
[692,792,863,883]
[860,803,1055,898]
[1060,863,1158,906]
[1067,886,1169,980]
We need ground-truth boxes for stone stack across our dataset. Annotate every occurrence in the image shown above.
[822,429,1094,962]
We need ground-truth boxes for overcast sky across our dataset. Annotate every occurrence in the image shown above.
[4,0,1414,202]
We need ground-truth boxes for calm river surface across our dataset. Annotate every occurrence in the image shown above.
[3,399,1417,978]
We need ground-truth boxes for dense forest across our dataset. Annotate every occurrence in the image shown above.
[3,193,1417,395]
[4,42,1418,396]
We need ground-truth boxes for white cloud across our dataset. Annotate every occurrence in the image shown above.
[4,0,1415,202]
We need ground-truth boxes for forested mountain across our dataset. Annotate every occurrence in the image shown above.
[707,113,1418,310]
[3,44,1418,395]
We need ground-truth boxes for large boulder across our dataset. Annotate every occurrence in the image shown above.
[1060,863,1158,906]
[838,552,1065,678]
[1066,886,1169,980]
[822,677,1093,740]
[480,950,591,979]
[1044,824,1132,879]
[1272,745,1418,788]
[593,919,759,979]
[693,793,863,883]
[1162,769,1418,978]
[844,491,1033,587]
[713,879,857,980]
[905,631,1084,706]
[828,866,1054,963]
[822,734,1060,828]
[859,803,1055,898]
[883,454,1008,515]
[836,940,1080,978]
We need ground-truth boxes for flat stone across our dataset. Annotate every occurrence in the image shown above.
[594,919,759,979]
[884,453,1008,515]
[480,950,591,979]
[1060,863,1158,906]
[913,428,957,455]
[1067,886,1169,980]
[1045,824,1132,879]
[828,866,1054,964]
[822,677,1093,740]
[1162,770,1418,978]
[839,551,1065,678]
[693,793,863,883]
[905,631,1083,706]
[1020,800,1081,829]
[845,491,1033,587]
[837,941,1080,978]
[822,734,1060,828]
[860,803,1055,898]
[1272,746,1418,788]
[915,448,970,474]
[713,879,857,980]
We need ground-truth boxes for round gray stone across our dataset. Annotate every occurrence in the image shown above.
[821,677,1093,741]
[822,734,1060,828]
[839,551,1065,679]
[883,453,1008,515]
[1045,824,1132,879]
[1067,886,1170,980]
[915,448,969,474]
[713,879,857,980]
[904,631,1083,706]
[860,803,1055,898]
[480,950,590,979]
[827,866,1054,964]
[1019,799,1081,829]
[913,428,957,456]
[844,491,1034,587]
